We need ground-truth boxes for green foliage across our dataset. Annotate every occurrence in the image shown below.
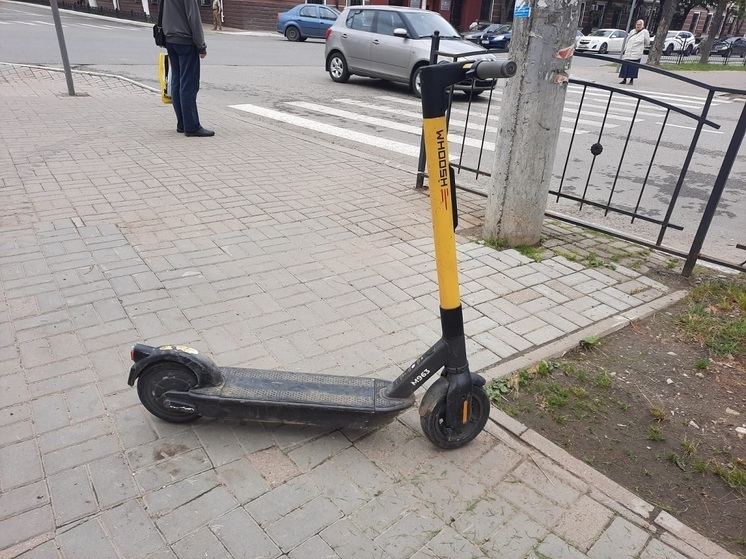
[594,372,612,388]
[650,407,666,422]
[580,335,600,349]
[516,244,544,262]
[648,426,665,441]
[660,62,746,72]
[679,280,746,359]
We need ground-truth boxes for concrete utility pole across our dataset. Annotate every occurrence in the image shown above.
[483,0,580,246]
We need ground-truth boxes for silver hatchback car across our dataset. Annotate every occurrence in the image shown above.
[324,6,497,98]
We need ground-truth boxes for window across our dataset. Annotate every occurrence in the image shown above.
[689,12,700,33]
[375,10,405,35]
[703,12,713,34]
[320,6,337,19]
[347,9,373,31]
[347,0,364,5]
[299,5,318,17]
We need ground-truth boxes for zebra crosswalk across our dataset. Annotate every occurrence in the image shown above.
[0,17,143,30]
[230,84,728,165]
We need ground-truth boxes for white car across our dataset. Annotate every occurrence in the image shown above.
[661,30,696,55]
[575,28,627,54]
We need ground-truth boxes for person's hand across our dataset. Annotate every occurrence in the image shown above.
[200,53,207,59]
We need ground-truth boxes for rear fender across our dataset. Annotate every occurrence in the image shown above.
[127,344,221,387]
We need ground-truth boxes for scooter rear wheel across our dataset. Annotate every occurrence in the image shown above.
[420,386,490,449]
[137,362,200,423]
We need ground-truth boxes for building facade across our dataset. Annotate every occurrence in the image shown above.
[91,0,743,38]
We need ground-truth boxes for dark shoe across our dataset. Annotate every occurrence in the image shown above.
[185,128,215,137]
[629,79,634,85]
[176,128,184,133]
[620,80,627,84]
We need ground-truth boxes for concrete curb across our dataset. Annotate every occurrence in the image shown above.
[0,61,161,93]
[480,288,689,382]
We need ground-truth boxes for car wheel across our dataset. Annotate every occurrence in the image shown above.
[328,52,350,83]
[684,44,693,56]
[285,26,301,42]
[598,43,608,54]
[504,39,510,51]
[664,44,674,55]
[463,89,484,99]
[410,65,425,98]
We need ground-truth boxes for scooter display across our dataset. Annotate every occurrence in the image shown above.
[127,59,517,449]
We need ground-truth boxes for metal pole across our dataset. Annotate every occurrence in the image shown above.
[683,101,746,276]
[49,0,76,96]
[620,0,639,55]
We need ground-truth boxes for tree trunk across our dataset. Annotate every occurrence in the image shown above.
[646,0,677,66]
[698,0,728,64]
[483,0,580,246]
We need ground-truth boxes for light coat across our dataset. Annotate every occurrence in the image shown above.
[623,28,650,60]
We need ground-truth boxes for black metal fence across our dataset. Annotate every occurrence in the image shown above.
[417,46,746,276]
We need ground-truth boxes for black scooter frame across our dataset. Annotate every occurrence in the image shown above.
[128,59,517,448]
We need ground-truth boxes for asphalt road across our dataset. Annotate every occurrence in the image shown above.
[1,0,744,267]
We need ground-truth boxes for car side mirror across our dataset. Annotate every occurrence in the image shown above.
[394,28,408,38]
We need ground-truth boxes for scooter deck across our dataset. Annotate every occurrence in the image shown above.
[175,367,415,428]
[201,367,404,410]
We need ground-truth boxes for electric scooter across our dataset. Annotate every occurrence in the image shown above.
[127,59,517,449]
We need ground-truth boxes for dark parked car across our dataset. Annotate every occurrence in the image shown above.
[462,22,509,44]
[276,4,340,42]
[480,23,513,50]
[710,36,746,57]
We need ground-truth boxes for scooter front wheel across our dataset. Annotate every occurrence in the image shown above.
[137,362,200,423]
[420,386,490,449]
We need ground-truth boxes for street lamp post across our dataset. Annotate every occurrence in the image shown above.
[49,0,76,96]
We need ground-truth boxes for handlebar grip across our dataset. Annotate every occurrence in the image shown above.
[474,60,517,79]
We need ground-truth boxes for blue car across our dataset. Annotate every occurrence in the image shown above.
[480,23,512,50]
[276,4,340,42]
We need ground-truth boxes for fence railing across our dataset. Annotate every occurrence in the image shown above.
[417,46,746,276]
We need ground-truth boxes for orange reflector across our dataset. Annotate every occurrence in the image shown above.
[130,347,135,361]
[462,400,469,424]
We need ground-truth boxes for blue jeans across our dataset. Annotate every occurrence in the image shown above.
[166,42,202,133]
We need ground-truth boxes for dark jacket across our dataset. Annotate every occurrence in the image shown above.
[160,0,206,54]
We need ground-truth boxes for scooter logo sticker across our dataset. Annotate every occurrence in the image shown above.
[159,345,199,355]
[436,129,449,210]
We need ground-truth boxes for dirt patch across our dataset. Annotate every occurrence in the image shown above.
[488,274,745,556]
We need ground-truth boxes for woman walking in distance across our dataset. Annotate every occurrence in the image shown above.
[620,20,650,85]
[212,0,222,31]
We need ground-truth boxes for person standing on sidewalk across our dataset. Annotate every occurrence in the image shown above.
[160,0,214,137]
[619,19,650,86]
[211,0,222,31]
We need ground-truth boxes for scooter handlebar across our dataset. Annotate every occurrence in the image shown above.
[472,60,517,80]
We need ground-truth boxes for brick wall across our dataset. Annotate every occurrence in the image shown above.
[223,0,295,31]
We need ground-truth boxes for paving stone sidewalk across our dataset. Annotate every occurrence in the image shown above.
[0,64,736,559]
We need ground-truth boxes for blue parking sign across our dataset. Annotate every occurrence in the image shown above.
[514,0,530,18]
